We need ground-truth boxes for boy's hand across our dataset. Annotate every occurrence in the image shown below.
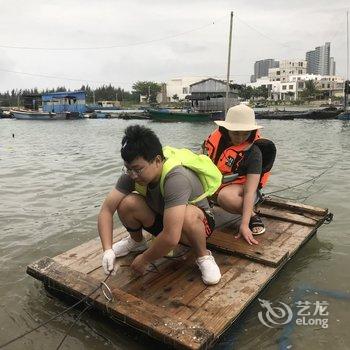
[102,249,116,274]
[131,253,149,275]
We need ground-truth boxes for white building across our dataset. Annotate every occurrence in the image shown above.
[268,59,307,83]
[247,73,344,100]
[289,74,343,83]
[290,74,344,98]
[247,77,296,100]
[280,82,297,100]
[166,76,209,102]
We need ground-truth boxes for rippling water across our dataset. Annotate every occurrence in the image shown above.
[0,118,349,349]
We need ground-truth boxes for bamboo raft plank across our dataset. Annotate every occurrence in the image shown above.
[26,197,331,349]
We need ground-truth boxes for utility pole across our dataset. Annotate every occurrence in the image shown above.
[225,11,234,114]
[345,11,349,110]
[347,11,349,83]
[93,90,96,104]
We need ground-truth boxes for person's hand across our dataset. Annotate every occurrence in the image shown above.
[235,224,259,245]
[102,249,116,275]
[131,253,149,275]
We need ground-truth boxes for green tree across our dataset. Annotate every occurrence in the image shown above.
[238,85,254,100]
[299,80,320,100]
[256,86,268,99]
[286,91,294,100]
[132,81,161,103]
[172,94,179,101]
[250,86,269,100]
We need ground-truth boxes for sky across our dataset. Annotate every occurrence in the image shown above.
[0,0,349,92]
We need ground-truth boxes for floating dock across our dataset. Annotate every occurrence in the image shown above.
[27,197,331,349]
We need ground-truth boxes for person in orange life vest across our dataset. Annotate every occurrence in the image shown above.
[203,105,276,245]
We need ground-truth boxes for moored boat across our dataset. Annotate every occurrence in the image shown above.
[88,109,149,119]
[0,108,13,118]
[337,110,350,120]
[255,107,342,120]
[12,110,67,120]
[148,109,214,122]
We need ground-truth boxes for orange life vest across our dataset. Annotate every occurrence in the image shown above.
[203,128,276,190]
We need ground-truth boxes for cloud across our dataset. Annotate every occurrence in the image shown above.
[0,0,348,92]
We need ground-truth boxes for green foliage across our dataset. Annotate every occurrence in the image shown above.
[238,85,254,100]
[238,85,268,100]
[252,86,268,99]
[0,88,43,107]
[299,80,321,100]
[80,84,138,103]
[132,81,161,103]
[0,84,141,107]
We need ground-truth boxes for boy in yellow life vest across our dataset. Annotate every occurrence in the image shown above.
[203,105,276,246]
[98,125,222,285]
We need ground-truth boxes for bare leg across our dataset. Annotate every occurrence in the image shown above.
[181,205,221,285]
[217,184,263,234]
[117,194,155,241]
[217,184,244,213]
[180,205,209,258]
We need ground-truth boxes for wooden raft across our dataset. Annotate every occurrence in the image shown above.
[27,197,331,349]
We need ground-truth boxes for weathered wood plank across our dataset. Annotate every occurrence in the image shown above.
[275,223,316,255]
[175,256,250,320]
[188,261,276,336]
[88,245,192,289]
[54,227,128,268]
[206,218,293,267]
[261,197,328,216]
[256,206,319,226]
[187,221,321,337]
[124,253,235,319]
[207,229,289,267]
[122,251,197,296]
[27,257,214,350]
[56,230,159,276]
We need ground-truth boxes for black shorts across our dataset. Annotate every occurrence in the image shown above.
[143,208,216,238]
[143,213,164,237]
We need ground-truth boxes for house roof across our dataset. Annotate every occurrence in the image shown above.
[189,78,242,89]
[42,91,86,101]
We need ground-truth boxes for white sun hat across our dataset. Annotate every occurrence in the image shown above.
[214,104,263,131]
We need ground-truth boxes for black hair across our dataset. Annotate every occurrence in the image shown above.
[121,125,164,163]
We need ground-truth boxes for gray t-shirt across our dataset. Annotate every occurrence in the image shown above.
[115,166,210,215]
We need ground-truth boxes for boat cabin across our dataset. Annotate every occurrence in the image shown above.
[42,91,87,114]
[188,78,241,112]
[97,100,120,108]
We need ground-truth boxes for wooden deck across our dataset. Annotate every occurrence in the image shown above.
[27,197,331,349]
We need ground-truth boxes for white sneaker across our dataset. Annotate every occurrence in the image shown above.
[196,250,221,285]
[112,236,148,257]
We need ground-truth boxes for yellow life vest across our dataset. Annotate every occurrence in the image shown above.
[135,145,222,203]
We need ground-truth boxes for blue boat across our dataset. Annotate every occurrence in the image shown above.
[337,110,350,120]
